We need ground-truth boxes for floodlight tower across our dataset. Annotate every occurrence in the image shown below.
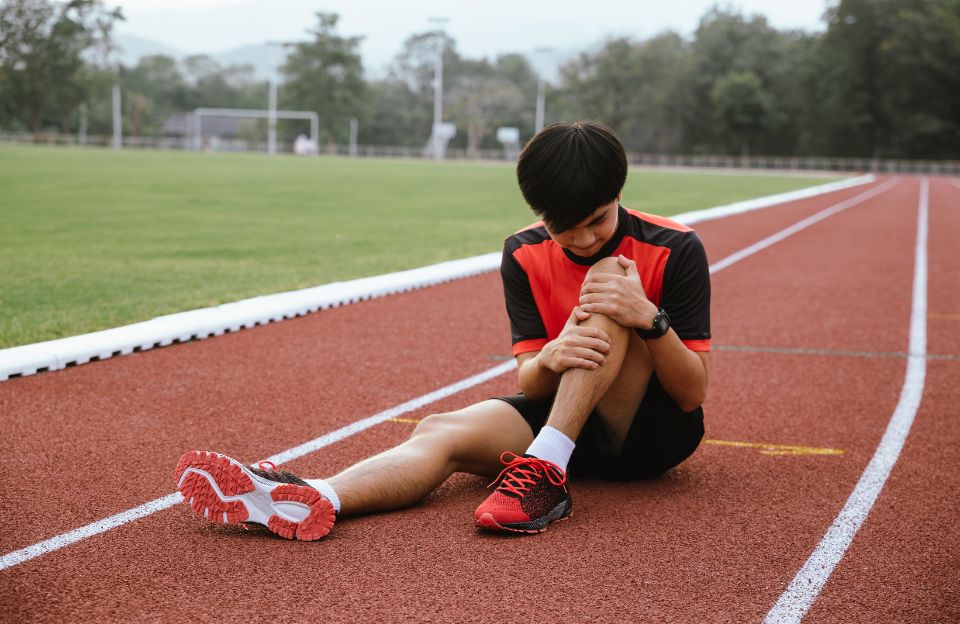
[429,16,448,160]
[534,47,553,134]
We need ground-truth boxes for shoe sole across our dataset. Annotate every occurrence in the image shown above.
[174,450,335,541]
[476,496,573,534]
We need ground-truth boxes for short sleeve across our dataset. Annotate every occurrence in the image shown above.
[660,232,711,351]
[501,243,548,355]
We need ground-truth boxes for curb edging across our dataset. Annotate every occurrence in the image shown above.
[0,173,875,381]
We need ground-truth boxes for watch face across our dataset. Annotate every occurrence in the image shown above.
[639,309,668,339]
[653,309,670,336]
[656,314,668,333]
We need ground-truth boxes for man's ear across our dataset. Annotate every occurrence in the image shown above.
[617,191,623,202]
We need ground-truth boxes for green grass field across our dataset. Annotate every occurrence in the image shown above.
[0,145,837,348]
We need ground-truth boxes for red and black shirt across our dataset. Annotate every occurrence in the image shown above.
[501,205,711,356]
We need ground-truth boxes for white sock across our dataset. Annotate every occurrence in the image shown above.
[304,478,341,513]
[525,426,576,472]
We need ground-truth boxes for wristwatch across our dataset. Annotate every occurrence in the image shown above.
[638,308,670,339]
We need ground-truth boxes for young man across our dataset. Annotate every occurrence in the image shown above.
[175,121,710,540]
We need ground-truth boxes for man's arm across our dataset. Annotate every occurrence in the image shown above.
[578,254,709,412]
[643,331,709,412]
[516,307,612,401]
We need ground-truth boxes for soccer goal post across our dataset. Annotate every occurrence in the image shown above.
[191,107,320,155]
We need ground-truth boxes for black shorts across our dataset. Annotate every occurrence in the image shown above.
[494,375,704,480]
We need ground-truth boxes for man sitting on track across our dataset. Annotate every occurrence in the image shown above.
[175,120,711,540]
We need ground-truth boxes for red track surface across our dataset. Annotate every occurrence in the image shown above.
[1,176,957,622]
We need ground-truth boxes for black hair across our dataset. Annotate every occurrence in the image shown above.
[516,120,627,233]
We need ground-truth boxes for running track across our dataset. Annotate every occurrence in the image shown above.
[1,176,957,622]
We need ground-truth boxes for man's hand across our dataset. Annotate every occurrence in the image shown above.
[579,255,659,329]
[539,307,612,373]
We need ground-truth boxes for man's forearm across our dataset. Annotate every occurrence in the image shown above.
[644,330,708,412]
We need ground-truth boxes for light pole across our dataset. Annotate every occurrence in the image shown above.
[265,41,288,156]
[429,16,448,160]
[534,47,553,134]
[268,78,278,155]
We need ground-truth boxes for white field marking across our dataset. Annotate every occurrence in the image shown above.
[0,175,875,382]
[0,176,887,572]
[708,177,899,274]
[0,360,517,572]
[764,178,929,623]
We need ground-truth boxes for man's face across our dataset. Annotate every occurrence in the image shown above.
[544,198,620,258]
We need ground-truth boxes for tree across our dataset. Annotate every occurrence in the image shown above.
[280,12,366,146]
[0,0,122,133]
[687,8,802,154]
[808,0,960,158]
[447,66,527,156]
[880,0,960,157]
[386,31,461,147]
[118,55,187,136]
[385,33,534,152]
[710,70,775,155]
[556,38,643,139]
[554,34,691,153]
[364,78,430,146]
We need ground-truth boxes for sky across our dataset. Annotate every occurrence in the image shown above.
[113,0,829,74]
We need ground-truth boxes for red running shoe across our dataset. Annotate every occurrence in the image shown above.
[175,450,335,541]
[474,452,572,533]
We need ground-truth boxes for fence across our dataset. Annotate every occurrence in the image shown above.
[2,131,958,175]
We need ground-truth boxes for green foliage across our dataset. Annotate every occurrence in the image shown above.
[362,79,430,147]
[280,12,367,146]
[710,71,776,155]
[808,0,960,158]
[381,33,537,151]
[0,0,122,132]
[556,33,691,153]
[0,144,835,347]
[2,4,958,157]
[686,8,806,155]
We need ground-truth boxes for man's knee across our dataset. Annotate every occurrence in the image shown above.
[411,412,460,440]
[580,256,630,333]
[584,256,625,280]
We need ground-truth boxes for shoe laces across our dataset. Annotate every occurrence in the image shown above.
[247,461,310,487]
[488,452,566,498]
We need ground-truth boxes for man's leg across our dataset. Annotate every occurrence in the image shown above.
[176,400,533,540]
[475,257,654,532]
[324,400,533,515]
[537,256,652,458]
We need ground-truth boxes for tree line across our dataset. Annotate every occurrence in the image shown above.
[1,0,958,159]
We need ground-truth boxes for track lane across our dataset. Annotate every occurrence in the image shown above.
[798,176,960,623]
[0,177,939,622]
[0,178,890,552]
[693,177,893,264]
[0,272,513,551]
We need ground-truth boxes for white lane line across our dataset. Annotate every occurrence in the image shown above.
[0,360,517,572]
[0,179,892,573]
[764,178,929,623]
[709,177,899,274]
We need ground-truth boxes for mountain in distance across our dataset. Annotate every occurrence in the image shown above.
[113,33,183,67]
[112,33,576,84]
[113,33,290,80]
